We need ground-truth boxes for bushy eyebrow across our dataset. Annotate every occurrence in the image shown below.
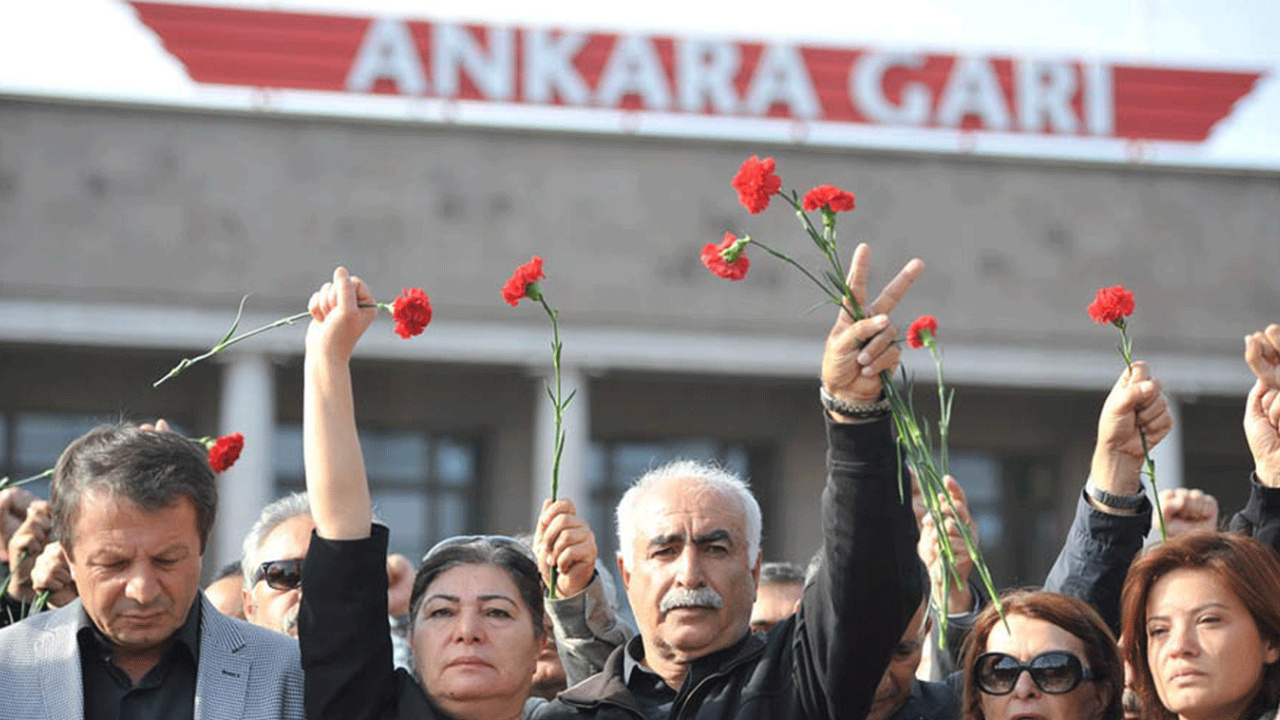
[424,593,519,606]
[647,529,734,548]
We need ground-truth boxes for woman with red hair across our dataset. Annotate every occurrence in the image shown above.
[960,590,1124,720]
[1120,532,1280,720]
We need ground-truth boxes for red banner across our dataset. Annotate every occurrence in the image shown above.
[131,1,1262,143]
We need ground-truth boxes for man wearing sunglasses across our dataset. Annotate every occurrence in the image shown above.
[0,423,305,720]
[240,492,419,670]
[242,493,315,638]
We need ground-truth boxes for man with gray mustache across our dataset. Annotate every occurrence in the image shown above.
[540,246,927,720]
[660,586,724,614]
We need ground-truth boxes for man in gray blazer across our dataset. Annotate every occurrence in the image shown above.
[0,423,304,720]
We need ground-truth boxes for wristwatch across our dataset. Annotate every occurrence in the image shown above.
[1086,483,1147,511]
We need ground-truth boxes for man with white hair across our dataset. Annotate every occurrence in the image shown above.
[538,245,927,720]
[241,492,418,669]
[241,492,314,637]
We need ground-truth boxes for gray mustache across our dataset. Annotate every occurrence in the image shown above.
[660,587,725,612]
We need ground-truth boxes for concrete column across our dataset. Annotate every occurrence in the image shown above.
[531,366,589,524]
[211,352,276,572]
[1149,392,1184,494]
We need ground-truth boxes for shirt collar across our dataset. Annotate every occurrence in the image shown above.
[621,629,755,687]
[621,634,652,685]
[76,597,202,661]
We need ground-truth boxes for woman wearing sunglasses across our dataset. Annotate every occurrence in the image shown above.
[960,590,1124,720]
[1120,532,1280,720]
[297,268,546,720]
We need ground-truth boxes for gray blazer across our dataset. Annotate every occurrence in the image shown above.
[0,593,304,720]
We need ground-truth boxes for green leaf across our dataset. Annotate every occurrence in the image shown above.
[218,295,252,348]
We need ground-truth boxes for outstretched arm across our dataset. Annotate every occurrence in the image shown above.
[303,266,378,540]
[796,244,927,720]
[300,268,401,720]
[1045,361,1170,633]
[1227,327,1280,553]
[1227,380,1280,553]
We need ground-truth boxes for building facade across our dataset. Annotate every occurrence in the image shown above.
[1,91,1275,591]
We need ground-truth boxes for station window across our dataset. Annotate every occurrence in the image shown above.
[273,424,481,560]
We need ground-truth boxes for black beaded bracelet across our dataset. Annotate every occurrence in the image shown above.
[820,386,890,419]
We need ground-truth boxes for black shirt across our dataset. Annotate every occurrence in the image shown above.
[620,632,756,720]
[76,599,201,720]
[621,635,677,720]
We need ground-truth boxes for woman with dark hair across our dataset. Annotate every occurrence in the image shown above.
[960,590,1123,720]
[1120,532,1280,720]
[298,267,547,720]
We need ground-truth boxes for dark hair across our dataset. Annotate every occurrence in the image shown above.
[760,561,805,587]
[409,538,545,640]
[1120,531,1280,720]
[51,424,218,555]
[960,590,1123,720]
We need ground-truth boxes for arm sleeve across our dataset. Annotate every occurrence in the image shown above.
[299,524,398,720]
[1043,491,1151,635]
[925,574,990,678]
[1227,475,1280,557]
[793,415,926,720]
[546,570,634,686]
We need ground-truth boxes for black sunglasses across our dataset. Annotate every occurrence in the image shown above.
[421,535,536,565]
[975,651,1099,695]
[251,558,304,591]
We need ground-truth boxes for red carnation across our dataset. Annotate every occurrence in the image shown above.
[208,433,244,474]
[391,287,432,339]
[802,185,856,213]
[502,256,546,306]
[701,233,751,281]
[907,315,939,349]
[1087,285,1135,326]
[731,156,782,214]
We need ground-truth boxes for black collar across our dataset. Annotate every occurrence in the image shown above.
[76,597,202,662]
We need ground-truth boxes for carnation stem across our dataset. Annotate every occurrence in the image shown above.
[751,240,845,309]
[811,223,1007,633]
[742,180,1006,635]
[537,294,571,599]
[779,192,848,289]
[0,468,54,491]
[28,589,50,617]
[1117,323,1167,542]
[154,302,389,387]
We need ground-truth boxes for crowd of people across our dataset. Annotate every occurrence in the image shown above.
[1,250,1279,720]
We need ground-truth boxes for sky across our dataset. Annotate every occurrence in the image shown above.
[2,0,1277,165]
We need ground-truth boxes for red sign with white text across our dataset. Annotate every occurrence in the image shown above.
[130,1,1262,144]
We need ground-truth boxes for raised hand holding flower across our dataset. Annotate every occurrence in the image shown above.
[503,256,575,598]
[155,268,431,387]
[1088,285,1167,539]
[709,153,1005,631]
